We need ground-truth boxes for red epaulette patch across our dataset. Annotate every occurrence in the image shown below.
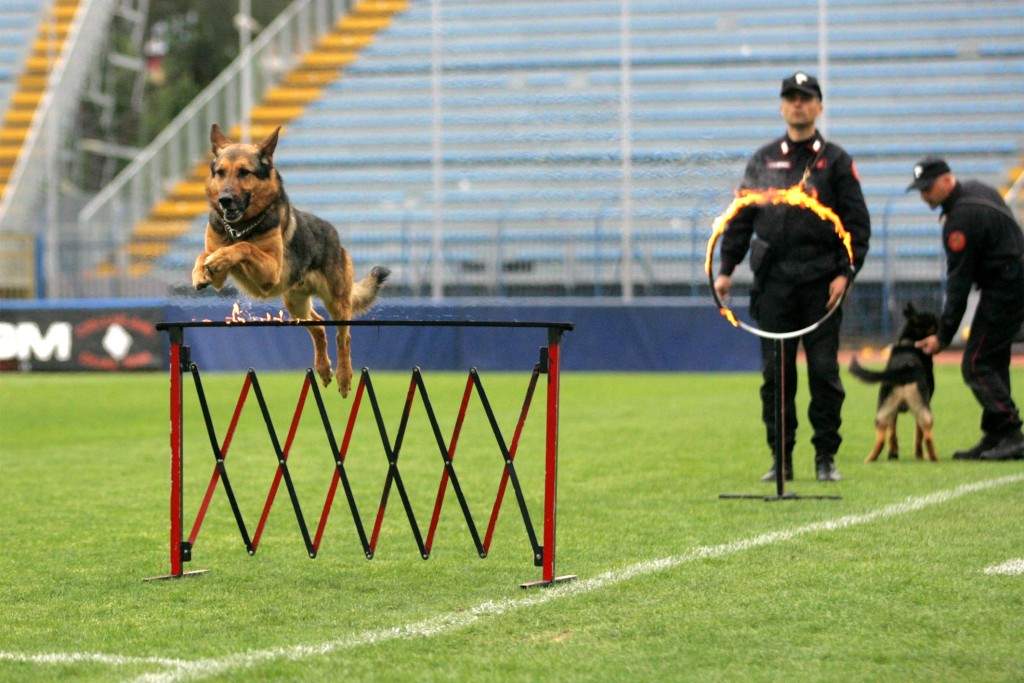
[947,230,967,253]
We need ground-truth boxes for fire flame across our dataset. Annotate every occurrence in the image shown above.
[224,302,289,324]
[705,184,855,327]
[227,302,245,323]
[719,306,739,327]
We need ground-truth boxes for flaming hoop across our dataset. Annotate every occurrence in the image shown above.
[705,184,854,340]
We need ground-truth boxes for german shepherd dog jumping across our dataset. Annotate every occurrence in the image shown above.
[849,303,939,463]
[191,124,389,397]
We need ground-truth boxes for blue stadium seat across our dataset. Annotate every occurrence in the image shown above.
[0,1,43,123]
[155,0,1023,290]
[736,5,1024,26]
[0,17,33,31]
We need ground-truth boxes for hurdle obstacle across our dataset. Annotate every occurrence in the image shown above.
[149,319,576,588]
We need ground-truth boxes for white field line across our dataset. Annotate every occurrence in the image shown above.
[0,652,189,668]
[133,472,1024,683]
[983,558,1024,575]
[1,473,1021,682]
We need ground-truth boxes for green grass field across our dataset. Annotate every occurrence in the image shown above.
[2,366,1023,682]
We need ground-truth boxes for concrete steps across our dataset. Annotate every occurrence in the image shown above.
[0,0,79,202]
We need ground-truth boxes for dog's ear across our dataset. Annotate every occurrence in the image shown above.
[904,302,917,318]
[257,126,281,162]
[210,124,232,155]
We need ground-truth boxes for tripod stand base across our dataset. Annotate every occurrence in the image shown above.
[719,492,842,501]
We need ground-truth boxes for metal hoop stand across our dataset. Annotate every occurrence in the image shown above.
[709,249,846,503]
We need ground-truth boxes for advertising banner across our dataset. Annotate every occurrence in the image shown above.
[0,307,163,371]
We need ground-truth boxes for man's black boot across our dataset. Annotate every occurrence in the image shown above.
[761,454,793,482]
[816,453,842,482]
[952,434,999,460]
[978,430,1024,461]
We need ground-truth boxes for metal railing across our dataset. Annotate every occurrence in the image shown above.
[0,0,117,233]
[77,0,353,251]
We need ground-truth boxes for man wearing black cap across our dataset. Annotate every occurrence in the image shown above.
[714,71,871,482]
[909,157,1024,461]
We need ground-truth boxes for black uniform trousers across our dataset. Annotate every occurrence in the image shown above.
[962,279,1024,437]
[753,274,844,461]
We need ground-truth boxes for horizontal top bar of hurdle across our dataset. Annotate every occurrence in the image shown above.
[156,319,575,332]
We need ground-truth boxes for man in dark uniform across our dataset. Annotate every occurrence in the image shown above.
[714,72,871,482]
[910,157,1024,461]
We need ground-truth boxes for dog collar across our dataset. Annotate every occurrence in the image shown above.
[221,205,275,241]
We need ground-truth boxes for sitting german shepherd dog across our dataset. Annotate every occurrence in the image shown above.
[849,303,939,462]
[192,124,389,397]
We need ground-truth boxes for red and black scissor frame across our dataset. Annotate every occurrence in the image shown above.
[151,319,575,588]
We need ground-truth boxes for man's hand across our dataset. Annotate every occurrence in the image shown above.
[826,274,849,310]
[915,334,941,355]
[713,274,732,303]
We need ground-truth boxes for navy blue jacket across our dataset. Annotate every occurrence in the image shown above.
[937,180,1024,346]
[719,131,871,284]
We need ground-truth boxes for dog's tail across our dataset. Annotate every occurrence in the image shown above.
[848,357,922,385]
[351,265,391,316]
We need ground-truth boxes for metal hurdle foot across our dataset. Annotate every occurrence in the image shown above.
[143,569,209,582]
[520,575,578,589]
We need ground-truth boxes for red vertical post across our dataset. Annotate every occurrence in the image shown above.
[522,327,576,588]
[542,330,560,582]
[145,325,207,581]
[169,330,184,577]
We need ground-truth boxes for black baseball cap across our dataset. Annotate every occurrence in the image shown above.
[780,71,822,99]
[906,156,952,192]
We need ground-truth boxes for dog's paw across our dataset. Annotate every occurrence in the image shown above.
[315,360,333,388]
[191,262,213,289]
[203,251,232,277]
[370,265,391,285]
[336,369,352,398]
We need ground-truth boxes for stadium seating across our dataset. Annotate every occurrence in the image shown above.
[0,2,41,111]
[117,0,410,276]
[0,0,64,196]
[150,0,1024,295]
